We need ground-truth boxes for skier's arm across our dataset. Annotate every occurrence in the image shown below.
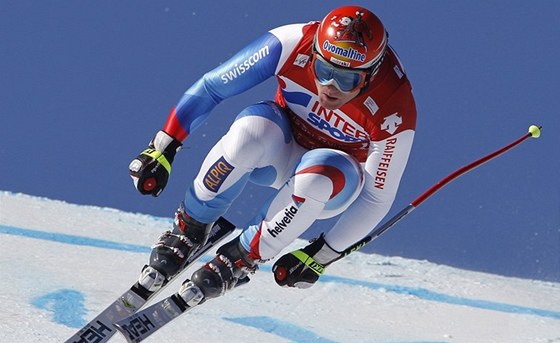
[324,84,418,251]
[129,25,304,196]
[324,129,415,251]
[161,28,295,141]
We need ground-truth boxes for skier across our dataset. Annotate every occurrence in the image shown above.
[129,5,417,305]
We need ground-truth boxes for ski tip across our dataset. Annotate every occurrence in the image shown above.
[528,125,541,139]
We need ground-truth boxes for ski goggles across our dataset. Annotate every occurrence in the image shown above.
[312,53,368,93]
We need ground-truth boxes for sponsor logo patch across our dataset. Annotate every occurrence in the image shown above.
[322,40,366,62]
[203,157,234,192]
[293,53,310,67]
[268,205,299,238]
[364,96,379,116]
[381,113,402,135]
[220,46,270,84]
[307,100,369,143]
[374,137,397,190]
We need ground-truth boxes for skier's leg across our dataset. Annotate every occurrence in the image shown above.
[241,148,365,261]
[266,150,366,289]
[182,148,364,302]
[141,101,299,290]
[269,150,366,289]
[185,100,300,223]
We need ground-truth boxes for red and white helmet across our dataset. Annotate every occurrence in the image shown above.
[314,6,387,71]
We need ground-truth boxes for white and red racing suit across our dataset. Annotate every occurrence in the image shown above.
[160,22,417,260]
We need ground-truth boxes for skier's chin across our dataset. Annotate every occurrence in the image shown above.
[316,82,359,110]
[318,93,345,110]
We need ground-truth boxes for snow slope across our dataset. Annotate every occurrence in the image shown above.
[1,191,559,343]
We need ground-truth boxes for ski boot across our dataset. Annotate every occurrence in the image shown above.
[177,236,257,306]
[138,202,214,292]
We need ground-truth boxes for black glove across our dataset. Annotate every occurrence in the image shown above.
[272,234,341,289]
[129,130,182,197]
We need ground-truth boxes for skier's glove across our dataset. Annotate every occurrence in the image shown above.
[272,234,341,289]
[129,130,182,197]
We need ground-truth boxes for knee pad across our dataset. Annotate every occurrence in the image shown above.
[295,149,364,218]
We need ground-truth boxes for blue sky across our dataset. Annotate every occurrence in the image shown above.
[1,1,558,281]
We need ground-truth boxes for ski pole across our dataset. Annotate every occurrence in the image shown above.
[341,125,542,257]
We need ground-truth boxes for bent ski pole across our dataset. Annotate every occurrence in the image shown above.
[341,125,542,257]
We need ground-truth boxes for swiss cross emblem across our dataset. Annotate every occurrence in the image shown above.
[381,113,402,134]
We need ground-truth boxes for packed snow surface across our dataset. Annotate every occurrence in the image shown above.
[1,191,559,342]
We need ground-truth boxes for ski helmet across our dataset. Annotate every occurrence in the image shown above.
[314,6,387,72]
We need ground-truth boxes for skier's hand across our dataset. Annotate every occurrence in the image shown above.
[129,131,182,197]
[272,234,341,289]
[272,251,322,289]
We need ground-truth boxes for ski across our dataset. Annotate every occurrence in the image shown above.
[114,277,250,342]
[64,216,236,343]
[114,292,196,342]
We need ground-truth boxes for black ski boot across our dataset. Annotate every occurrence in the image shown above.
[178,236,257,306]
[138,202,213,292]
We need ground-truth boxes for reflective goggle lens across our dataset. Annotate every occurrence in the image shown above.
[313,54,366,92]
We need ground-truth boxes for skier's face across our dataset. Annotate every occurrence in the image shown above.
[315,80,361,110]
[312,53,365,109]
